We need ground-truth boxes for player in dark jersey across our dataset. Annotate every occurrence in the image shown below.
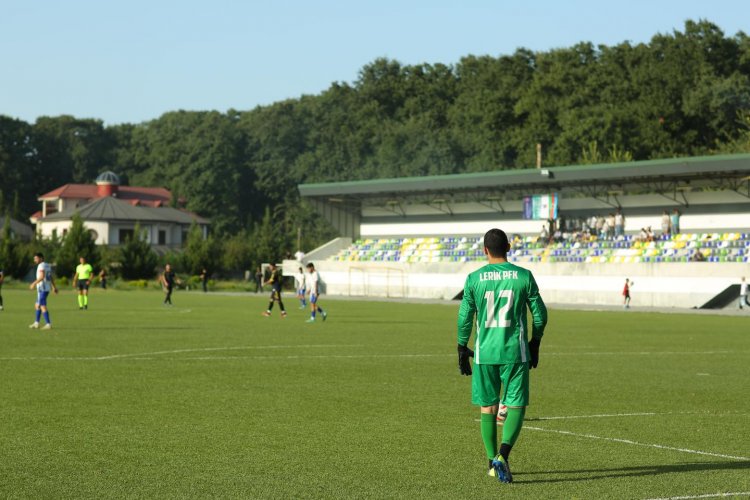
[262,263,287,318]
[160,264,181,306]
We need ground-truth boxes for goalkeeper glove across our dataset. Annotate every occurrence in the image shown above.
[528,337,541,369]
[457,344,474,376]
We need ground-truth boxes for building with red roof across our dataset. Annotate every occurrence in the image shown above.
[32,172,209,249]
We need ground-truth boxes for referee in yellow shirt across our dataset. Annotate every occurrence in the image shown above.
[74,256,94,310]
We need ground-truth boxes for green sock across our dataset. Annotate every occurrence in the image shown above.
[84,295,88,306]
[501,407,526,447]
[78,295,83,307]
[480,412,498,460]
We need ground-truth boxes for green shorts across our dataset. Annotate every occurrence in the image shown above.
[471,362,529,407]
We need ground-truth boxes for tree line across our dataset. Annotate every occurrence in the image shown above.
[2,20,750,278]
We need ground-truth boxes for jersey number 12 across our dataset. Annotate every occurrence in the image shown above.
[484,290,514,328]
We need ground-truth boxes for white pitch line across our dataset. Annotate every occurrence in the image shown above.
[476,411,747,424]
[643,493,750,500]
[533,411,747,420]
[523,425,750,461]
[535,412,659,420]
[93,344,363,360]
[0,344,364,361]
[544,351,742,356]
[0,349,745,361]
[183,354,448,360]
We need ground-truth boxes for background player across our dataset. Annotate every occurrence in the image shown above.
[73,256,94,310]
[457,228,547,483]
[305,262,327,323]
[29,252,58,329]
[295,267,307,309]
[262,262,287,318]
[623,278,633,309]
[160,264,181,306]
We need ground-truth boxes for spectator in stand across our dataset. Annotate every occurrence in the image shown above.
[671,209,681,234]
[540,225,549,241]
[690,251,706,262]
[661,210,671,236]
[545,218,556,243]
[595,215,605,239]
[614,209,625,238]
[606,213,616,239]
[638,227,649,242]
[645,226,654,242]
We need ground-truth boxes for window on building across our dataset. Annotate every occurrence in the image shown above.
[158,230,166,245]
[119,229,134,243]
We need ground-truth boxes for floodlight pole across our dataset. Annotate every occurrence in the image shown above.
[536,143,542,169]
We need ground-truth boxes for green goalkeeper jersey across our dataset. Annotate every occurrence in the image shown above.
[457,261,547,365]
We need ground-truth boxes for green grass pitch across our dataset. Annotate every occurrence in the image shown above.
[0,288,748,498]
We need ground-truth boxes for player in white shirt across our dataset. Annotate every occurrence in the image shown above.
[740,276,749,310]
[28,252,58,329]
[305,262,327,323]
[295,267,307,309]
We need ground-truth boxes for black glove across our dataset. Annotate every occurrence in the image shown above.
[528,337,541,369]
[457,344,474,376]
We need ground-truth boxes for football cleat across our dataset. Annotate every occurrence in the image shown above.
[262,311,271,317]
[497,405,508,422]
[491,455,513,483]
[29,322,39,329]
[42,324,52,330]
[306,318,315,323]
[322,311,327,322]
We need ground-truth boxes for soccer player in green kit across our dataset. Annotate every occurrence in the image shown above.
[457,228,547,483]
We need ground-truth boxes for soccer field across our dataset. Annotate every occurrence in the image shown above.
[0,289,748,499]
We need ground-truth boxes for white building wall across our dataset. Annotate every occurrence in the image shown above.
[285,259,750,309]
[37,220,110,244]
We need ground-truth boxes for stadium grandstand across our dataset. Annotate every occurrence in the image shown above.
[291,154,750,309]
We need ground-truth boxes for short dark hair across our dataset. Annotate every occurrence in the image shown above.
[306,262,315,269]
[34,252,44,259]
[483,229,509,258]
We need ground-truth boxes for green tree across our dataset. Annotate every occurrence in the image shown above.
[249,206,288,264]
[180,223,221,275]
[222,229,254,276]
[0,216,31,279]
[55,213,99,278]
[119,224,158,280]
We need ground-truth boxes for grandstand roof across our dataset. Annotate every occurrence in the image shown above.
[298,153,750,201]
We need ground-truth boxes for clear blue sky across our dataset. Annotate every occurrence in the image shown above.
[1,0,748,125]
